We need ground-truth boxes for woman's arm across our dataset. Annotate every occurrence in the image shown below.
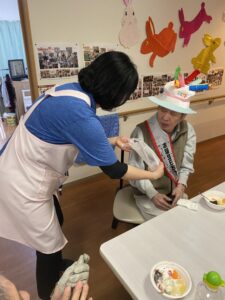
[123,162,164,181]
[100,160,164,181]
[108,136,131,151]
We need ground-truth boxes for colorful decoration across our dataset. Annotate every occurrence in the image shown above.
[140,17,177,67]
[191,34,221,74]
[179,2,212,47]
[174,66,181,81]
[185,70,200,85]
[119,0,140,48]
[174,66,185,88]
[173,67,209,92]
[189,84,209,91]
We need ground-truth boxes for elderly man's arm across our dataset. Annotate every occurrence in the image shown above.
[178,123,196,185]
[172,123,196,204]
[128,127,158,200]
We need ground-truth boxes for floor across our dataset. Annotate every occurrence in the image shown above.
[0,134,225,299]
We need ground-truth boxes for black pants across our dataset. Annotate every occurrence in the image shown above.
[36,195,64,300]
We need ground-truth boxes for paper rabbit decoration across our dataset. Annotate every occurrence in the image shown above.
[119,0,140,48]
[179,2,212,47]
[191,34,221,74]
[140,17,177,67]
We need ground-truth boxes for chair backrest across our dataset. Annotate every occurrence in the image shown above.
[119,150,125,189]
[111,149,145,229]
[22,89,32,112]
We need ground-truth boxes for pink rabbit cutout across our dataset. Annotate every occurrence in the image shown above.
[119,0,140,48]
[179,2,212,47]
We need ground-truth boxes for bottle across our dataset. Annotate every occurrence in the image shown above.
[194,271,225,300]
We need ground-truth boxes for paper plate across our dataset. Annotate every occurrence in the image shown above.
[202,190,225,210]
[150,261,192,299]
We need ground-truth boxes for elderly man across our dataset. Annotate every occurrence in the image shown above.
[129,81,196,220]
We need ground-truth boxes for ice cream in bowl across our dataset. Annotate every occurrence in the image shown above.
[150,261,192,299]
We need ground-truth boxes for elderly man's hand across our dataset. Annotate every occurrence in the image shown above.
[114,136,131,152]
[172,184,185,207]
[152,193,172,210]
[51,281,93,300]
[56,254,90,294]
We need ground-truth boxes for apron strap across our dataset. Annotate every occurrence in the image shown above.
[23,86,91,122]
[45,86,91,106]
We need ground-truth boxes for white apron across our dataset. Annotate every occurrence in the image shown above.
[0,86,91,254]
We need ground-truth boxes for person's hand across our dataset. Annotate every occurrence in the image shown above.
[149,162,164,180]
[171,184,186,207]
[152,193,172,210]
[115,136,131,152]
[51,281,93,300]
[57,254,90,292]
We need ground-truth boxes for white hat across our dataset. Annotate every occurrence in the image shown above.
[148,81,196,114]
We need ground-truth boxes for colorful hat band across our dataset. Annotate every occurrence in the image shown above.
[164,90,190,102]
[160,93,190,109]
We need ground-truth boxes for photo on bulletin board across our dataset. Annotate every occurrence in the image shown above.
[35,43,80,80]
[207,68,224,88]
[82,43,118,67]
[142,73,173,97]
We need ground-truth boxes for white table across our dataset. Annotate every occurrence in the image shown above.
[100,182,225,300]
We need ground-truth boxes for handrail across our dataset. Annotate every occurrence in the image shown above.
[37,84,225,118]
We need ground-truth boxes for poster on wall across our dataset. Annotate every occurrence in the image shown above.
[207,68,224,88]
[35,43,80,80]
[140,68,224,99]
[82,43,118,67]
[142,73,173,97]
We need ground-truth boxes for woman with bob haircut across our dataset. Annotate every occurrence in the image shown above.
[0,51,164,299]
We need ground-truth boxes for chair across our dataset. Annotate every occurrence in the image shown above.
[111,150,145,229]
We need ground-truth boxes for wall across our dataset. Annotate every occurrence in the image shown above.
[25,0,225,182]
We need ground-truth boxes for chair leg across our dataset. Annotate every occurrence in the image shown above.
[58,185,63,195]
[111,217,119,229]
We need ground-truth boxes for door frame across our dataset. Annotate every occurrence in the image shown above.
[18,0,39,100]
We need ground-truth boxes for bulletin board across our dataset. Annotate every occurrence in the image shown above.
[27,0,225,109]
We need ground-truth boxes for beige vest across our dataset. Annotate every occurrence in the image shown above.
[134,120,188,196]
[0,87,91,254]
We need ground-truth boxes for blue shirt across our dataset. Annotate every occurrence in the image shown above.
[1,82,117,166]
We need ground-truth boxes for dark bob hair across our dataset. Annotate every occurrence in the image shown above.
[78,51,138,110]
